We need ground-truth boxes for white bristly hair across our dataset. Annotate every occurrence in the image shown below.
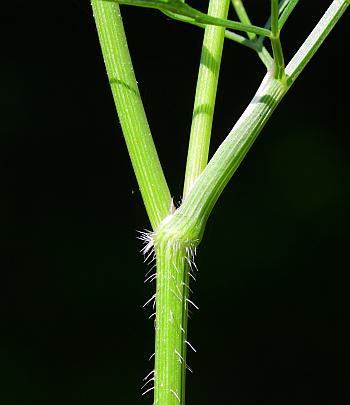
[137,217,199,402]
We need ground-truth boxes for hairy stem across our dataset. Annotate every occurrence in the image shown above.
[92,2,348,405]
[152,226,195,405]
[179,1,230,402]
[91,0,171,229]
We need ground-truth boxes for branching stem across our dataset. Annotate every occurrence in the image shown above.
[230,0,273,69]
[161,74,289,244]
[158,0,349,245]
[92,2,349,405]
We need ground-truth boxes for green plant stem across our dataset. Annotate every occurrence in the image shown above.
[161,10,252,47]
[91,0,171,229]
[92,2,348,405]
[224,28,256,47]
[157,0,349,244]
[158,11,273,68]
[152,235,190,405]
[232,0,254,39]
[159,73,289,243]
[154,71,283,404]
[286,0,349,84]
[230,0,273,69]
[270,0,285,79]
[278,0,300,30]
[155,2,349,402]
[183,0,230,197]
[105,0,272,37]
[159,2,229,404]
[179,1,230,403]
[256,0,291,48]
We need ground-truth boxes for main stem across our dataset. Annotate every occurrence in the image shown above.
[153,232,193,405]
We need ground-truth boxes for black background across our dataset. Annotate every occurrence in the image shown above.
[1,1,349,404]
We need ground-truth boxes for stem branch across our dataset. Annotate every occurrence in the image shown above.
[278,0,300,30]
[91,0,171,229]
[165,74,289,244]
[160,0,349,244]
[270,0,285,80]
[286,0,349,84]
[183,0,231,197]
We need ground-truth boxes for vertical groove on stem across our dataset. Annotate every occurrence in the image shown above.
[91,1,171,229]
[183,0,231,197]
[270,0,285,80]
[92,2,348,405]
[154,236,191,405]
[181,1,230,403]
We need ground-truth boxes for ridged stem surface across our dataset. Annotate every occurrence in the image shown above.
[91,1,171,229]
[153,231,193,405]
[183,0,231,197]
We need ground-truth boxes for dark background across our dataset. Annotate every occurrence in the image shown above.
[1,1,349,404]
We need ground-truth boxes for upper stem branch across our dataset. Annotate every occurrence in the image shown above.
[278,0,300,30]
[163,73,289,243]
[183,0,231,197]
[161,0,348,243]
[104,0,272,37]
[270,0,285,79]
[91,0,171,229]
[230,0,273,69]
[286,0,349,85]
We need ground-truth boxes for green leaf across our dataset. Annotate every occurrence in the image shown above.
[101,0,272,37]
